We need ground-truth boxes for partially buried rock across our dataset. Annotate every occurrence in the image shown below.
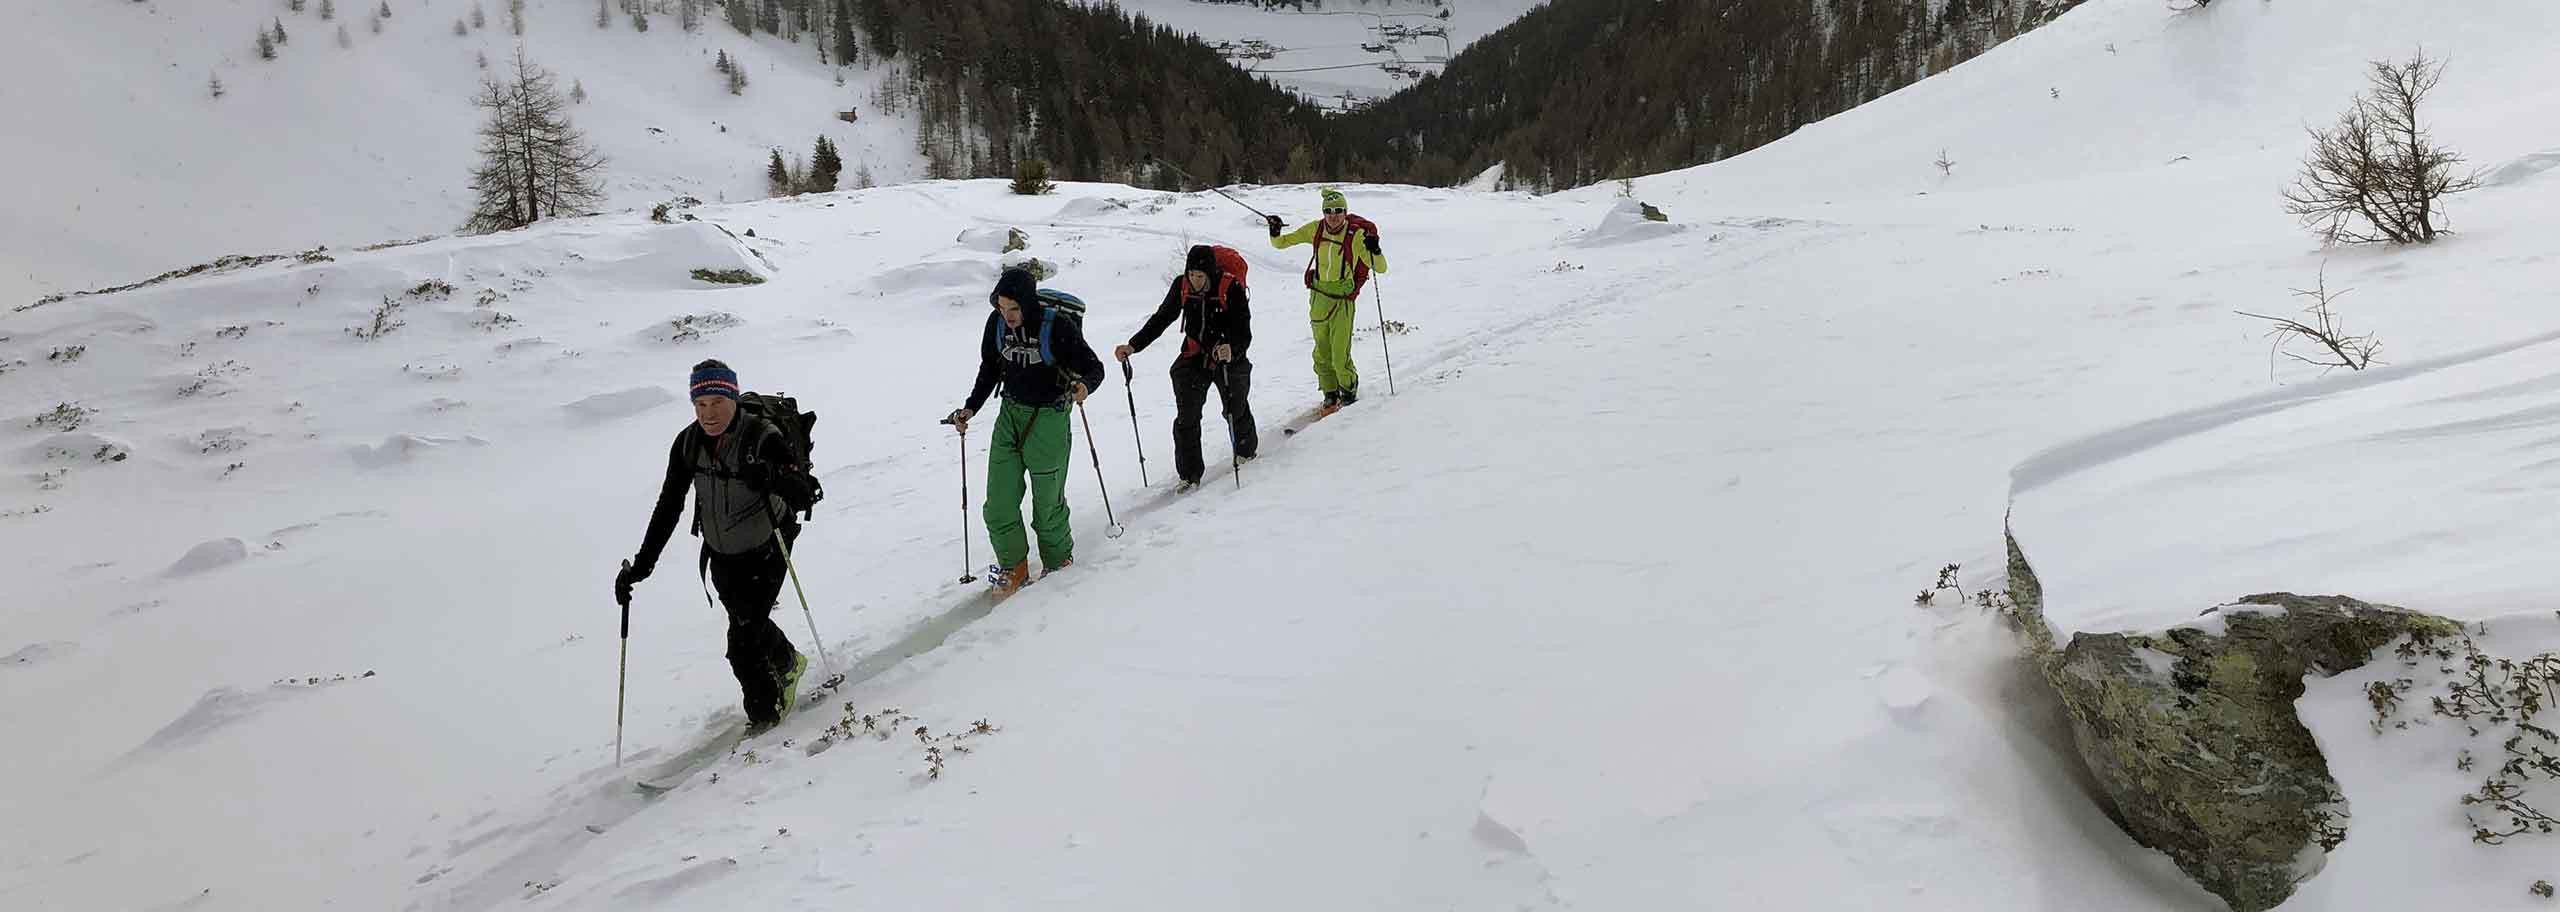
[167,537,249,576]
[2047,591,2462,912]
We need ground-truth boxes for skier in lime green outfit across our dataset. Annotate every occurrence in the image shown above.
[1267,187,1387,413]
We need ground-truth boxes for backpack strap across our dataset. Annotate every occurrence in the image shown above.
[1036,308,1056,367]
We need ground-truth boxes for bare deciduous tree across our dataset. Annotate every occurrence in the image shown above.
[465,50,609,234]
[2281,50,2481,246]
[2237,265,2380,377]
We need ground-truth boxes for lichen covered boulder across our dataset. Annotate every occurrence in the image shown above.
[2047,592,2462,911]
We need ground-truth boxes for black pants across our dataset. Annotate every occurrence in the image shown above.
[703,528,800,725]
[1171,358,1257,483]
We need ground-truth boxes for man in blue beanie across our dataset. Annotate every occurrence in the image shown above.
[615,359,817,735]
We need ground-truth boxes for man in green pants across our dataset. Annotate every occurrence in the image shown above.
[1269,187,1388,413]
[945,268,1108,595]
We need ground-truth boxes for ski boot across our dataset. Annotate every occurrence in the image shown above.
[989,561,1032,596]
[778,649,808,717]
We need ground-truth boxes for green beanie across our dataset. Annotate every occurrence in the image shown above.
[1319,187,1347,211]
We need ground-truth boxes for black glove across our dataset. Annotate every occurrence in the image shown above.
[1265,214,1284,238]
[1364,234,1381,256]
[615,560,651,606]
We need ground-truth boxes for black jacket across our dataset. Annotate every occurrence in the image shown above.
[964,303,1108,412]
[1128,274,1251,365]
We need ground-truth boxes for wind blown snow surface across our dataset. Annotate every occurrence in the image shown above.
[5,0,2560,909]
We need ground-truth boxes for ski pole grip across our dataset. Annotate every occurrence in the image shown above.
[618,560,633,638]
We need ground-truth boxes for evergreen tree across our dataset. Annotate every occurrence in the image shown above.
[757,0,780,35]
[680,0,701,32]
[453,18,467,36]
[470,2,486,30]
[714,50,732,73]
[466,49,609,233]
[369,12,383,33]
[256,27,277,60]
[808,135,843,191]
[830,0,857,66]
[725,0,753,35]
[853,161,876,190]
[632,8,649,31]
[728,62,749,95]
[766,149,793,197]
[272,17,289,45]
[289,0,306,12]
[571,79,588,104]
[509,0,526,35]
[377,1,391,20]
[319,0,336,21]
[597,0,611,28]
[336,22,352,47]
[857,0,894,59]
[209,72,226,99]
[1010,159,1053,195]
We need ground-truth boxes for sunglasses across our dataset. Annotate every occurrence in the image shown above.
[1323,208,1346,215]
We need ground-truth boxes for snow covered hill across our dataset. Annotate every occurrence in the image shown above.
[0,0,921,308]
[6,0,2560,909]
[1108,0,1544,110]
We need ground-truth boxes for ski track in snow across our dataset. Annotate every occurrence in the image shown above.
[421,220,1747,907]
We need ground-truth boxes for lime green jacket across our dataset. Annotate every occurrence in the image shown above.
[1272,220,1388,300]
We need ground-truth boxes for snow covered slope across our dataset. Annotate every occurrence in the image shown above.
[1108,0,1544,110]
[7,0,2560,909]
[0,0,920,308]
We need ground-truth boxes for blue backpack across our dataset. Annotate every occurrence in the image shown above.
[988,289,1088,367]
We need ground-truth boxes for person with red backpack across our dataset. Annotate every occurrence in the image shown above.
[1115,245,1256,490]
[1267,187,1387,413]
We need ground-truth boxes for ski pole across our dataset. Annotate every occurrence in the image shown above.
[939,416,977,584]
[770,529,834,682]
[616,560,631,767]
[1121,359,1149,487]
[1075,401,1126,538]
[1150,155,1271,222]
[1220,359,1242,490]
[1373,276,1398,396]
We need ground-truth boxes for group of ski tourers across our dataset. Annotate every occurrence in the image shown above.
[612,189,1390,734]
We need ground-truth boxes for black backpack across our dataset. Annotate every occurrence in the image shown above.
[738,391,823,521]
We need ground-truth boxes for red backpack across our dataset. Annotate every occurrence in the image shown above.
[1178,246,1250,362]
[1303,215,1379,298]
[1209,244,1249,300]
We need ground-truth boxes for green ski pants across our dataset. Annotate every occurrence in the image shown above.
[984,399,1074,569]
[1309,290,1360,396]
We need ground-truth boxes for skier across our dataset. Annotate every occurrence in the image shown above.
[945,268,1108,594]
[1114,245,1256,490]
[1267,187,1387,413]
[613,359,817,736]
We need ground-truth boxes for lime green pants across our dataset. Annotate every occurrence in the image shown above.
[1309,290,1360,395]
[984,400,1074,569]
